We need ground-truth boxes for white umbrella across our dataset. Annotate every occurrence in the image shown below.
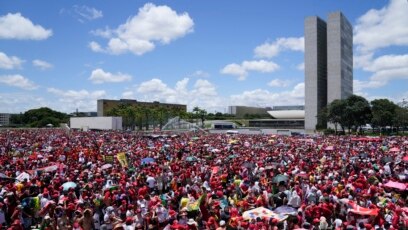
[101,163,113,170]
[16,172,30,182]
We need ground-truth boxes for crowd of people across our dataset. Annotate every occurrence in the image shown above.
[0,129,407,230]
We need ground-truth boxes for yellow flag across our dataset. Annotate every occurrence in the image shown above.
[116,152,128,167]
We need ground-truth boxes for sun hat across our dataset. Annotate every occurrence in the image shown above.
[187,219,197,226]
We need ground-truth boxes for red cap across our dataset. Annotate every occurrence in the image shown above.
[125,217,133,224]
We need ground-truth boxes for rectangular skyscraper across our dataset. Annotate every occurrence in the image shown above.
[304,16,327,132]
[304,12,353,133]
[327,12,353,103]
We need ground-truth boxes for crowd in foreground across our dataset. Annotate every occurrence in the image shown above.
[0,129,407,230]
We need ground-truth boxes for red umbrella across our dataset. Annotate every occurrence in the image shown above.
[296,172,308,179]
[403,156,408,162]
[325,146,334,151]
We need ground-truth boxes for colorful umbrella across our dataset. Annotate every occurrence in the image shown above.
[141,157,155,164]
[101,163,113,170]
[62,181,77,191]
[274,205,297,215]
[273,174,289,183]
[242,207,288,222]
[383,181,407,190]
[16,172,30,182]
[186,156,198,162]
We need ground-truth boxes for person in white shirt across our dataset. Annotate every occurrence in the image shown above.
[146,175,156,192]
[93,211,101,230]
[136,196,148,216]
[288,190,301,208]
[155,203,168,225]
[133,209,144,227]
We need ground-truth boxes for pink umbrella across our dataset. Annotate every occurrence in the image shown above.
[383,181,407,191]
[389,147,400,152]
[403,156,408,162]
[325,146,334,151]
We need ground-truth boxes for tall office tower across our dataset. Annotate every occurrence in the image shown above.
[304,12,353,132]
[327,12,353,103]
[304,16,327,132]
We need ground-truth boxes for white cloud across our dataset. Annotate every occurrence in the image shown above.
[91,27,113,38]
[353,0,408,93]
[32,59,52,70]
[220,63,247,80]
[268,79,290,87]
[230,83,305,107]
[47,88,106,112]
[73,5,103,22]
[354,54,408,91]
[189,70,209,78]
[353,79,384,94]
[133,78,305,112]
[254,37,304,58]
[137,78,173,95]
[296,62,304,71]
[133,78,224,111]
[0,52,24,69]
[0,13,52,40]
[354,0,408,53]
[122,91,134,99]
[88,41,104,53]
[354,52,374,70]
[191,79,217,97]
[221,60,279,80]
[0,74,38,90]
[363,54,408,72]
[89,68,132,84]
[90,3,194,55]
[0,92,47,113]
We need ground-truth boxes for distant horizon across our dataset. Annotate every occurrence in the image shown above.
[1,0,407,114]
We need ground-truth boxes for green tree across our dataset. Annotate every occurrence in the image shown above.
[21,107,68,127]
[9,113,23,125]
[371,99,397,130]
[345,95,372,133]
[198,108,207,128]
[327,99,347,133]
[394,101,408,132]
[192,107,200,125]
[316,107,328,130]
[156,106,168,130]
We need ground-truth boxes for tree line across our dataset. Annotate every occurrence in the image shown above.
[9,107,69,128]
[317,95,408,134]
[6,106,235,129]
[106,104,235,130]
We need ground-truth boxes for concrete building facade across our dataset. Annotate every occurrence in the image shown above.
[304,12,353,132]
[327,12,353,103]
[227,106,270,118]
[305,16,328,132]
[0,113,12,126]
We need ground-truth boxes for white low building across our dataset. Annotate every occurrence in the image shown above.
[70,117,122,130]
[267,110,305,119]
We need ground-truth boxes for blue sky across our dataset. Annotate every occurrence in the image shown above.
[0,0,407,113]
